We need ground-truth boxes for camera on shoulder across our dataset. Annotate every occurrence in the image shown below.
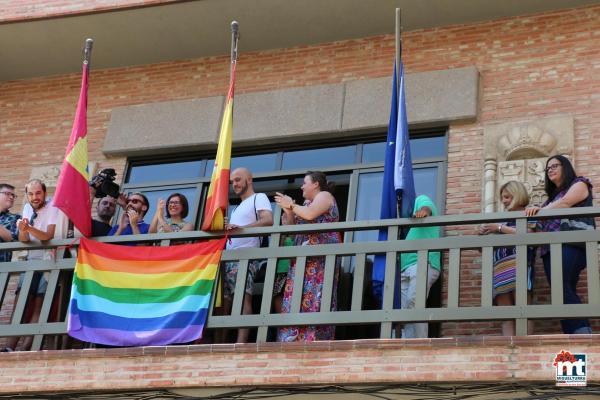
[89,168,120,199]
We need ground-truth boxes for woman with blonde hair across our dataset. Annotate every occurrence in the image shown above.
[479,180,536,336]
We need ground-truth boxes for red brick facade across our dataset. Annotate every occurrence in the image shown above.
[1,5,599,337]
[0,336,598,393]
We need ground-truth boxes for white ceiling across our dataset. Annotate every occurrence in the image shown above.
[1,0,599,81]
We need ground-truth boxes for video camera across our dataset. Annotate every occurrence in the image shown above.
[89,168,120,199]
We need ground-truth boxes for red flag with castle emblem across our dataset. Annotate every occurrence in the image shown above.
[53,61,91,236]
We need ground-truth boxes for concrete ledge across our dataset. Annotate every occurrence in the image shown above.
[103,96,224,156]
[343,66,479,131]
[0,335,597,393]
[103,67,479,157]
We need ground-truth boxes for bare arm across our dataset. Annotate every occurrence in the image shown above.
[0,226,12,242]
[290,192,333,221]
[526,181,590,216]
[18,218,56,242]
[129,210,142,235]
[281,208,296,225]
[148,199,165,234]
[546,181,589,209]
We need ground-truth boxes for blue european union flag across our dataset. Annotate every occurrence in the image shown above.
[372,61,416,306]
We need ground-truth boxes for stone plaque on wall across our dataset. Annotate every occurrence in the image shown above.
[482,115,574,212]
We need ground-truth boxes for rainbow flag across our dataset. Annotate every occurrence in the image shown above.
[68,237,226,346]
[201,62,236,231]
[53,61,92,237]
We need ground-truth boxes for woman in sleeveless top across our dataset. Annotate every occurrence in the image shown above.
[149,193,194,234]
[526,155,594,334]
[274,171,342,342]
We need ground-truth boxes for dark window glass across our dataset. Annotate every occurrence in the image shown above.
[132,187,198,225]
[128,161,203,184]
[362,136,446,163]
[411,136,446,159]
[414,167,438,205]
[282,145,356,170]
[353,171,383,243]
[205,159,215,177]
[205,153,278,177]
[362,142,387,164]
[353,166,439,243]
[231,153,277,173]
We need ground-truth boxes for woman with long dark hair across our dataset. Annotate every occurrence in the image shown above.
[274,171,341,342]
[525,155,594,334]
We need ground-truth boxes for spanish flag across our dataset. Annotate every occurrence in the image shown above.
[53,61,92,237]
[201,63,236,231]
[68,237,226,346]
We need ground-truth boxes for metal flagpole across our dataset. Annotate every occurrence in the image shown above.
[230,21,239,70]
[83,38,94,66]
[395,8,401,95]
[395,8,405,234]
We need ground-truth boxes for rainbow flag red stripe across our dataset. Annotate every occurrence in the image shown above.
[67,237,225,346]
[201,63,236,231]
[53,62,92,237]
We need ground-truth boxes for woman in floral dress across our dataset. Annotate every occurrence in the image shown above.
[274,171,341,342]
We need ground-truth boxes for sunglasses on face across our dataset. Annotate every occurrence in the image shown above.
[128,198,145,205]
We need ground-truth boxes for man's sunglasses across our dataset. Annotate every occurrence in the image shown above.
[128,198,146,206]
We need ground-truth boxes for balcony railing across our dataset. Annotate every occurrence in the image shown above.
[1,207,599,350]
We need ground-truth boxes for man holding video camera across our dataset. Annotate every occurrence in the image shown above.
[89,168,124,237]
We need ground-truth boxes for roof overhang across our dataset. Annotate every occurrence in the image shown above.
[1,0,599,81]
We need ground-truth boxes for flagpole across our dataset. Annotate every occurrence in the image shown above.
[395,8,401,95]
[83,38,94,66]
[230,21,239,70]
[395,8,404,228]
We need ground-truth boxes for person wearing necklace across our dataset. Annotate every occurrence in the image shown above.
[149,193,193,234]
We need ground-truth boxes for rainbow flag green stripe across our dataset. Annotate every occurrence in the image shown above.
[73,276,215,304]
[68,237,225,346]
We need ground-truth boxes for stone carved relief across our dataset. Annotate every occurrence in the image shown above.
[29,162,98,197]
[483,115,574,212]
[497,159,547,208]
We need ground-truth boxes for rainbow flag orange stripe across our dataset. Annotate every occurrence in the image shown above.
[201,63,236,231]
[53,62,92,237]
[67,237,226,346]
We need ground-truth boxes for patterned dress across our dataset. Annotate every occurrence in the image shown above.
[158,219,187,233]
[492,221,536,297]
[277,200,342,342]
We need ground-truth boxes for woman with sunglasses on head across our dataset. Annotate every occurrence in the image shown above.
[525,155,594,334]
[149,193,193,233]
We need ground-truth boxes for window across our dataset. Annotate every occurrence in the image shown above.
[120,130,447,230]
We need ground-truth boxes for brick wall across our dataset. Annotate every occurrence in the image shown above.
[0,336,598,393]
[1,5,599,337]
